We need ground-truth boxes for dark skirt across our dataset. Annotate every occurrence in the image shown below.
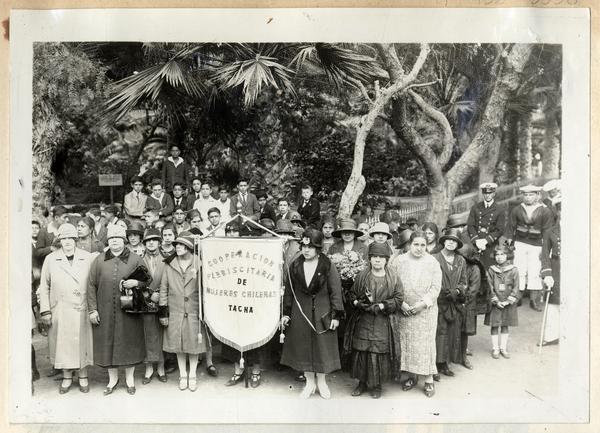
[221,343,266,366]
[143,314,164,363]
[350,350,391,388]
[436,308,465,364]
[484,304,518,327]
[463,304,478,336]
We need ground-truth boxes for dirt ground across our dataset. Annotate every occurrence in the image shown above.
[30,303,558,403]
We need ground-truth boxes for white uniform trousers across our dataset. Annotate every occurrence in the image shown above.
[513,241,542,291]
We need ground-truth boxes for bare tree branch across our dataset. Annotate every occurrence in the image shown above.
[408,89,455,166]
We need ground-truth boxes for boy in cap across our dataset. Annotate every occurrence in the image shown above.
[466,182,506,268]
[504,184,554,311]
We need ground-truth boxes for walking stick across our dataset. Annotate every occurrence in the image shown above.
[538,287,551,354]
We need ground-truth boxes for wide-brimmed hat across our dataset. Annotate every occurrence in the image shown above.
[275,219,296,235]
[332,218,363,238]
[368,242,391,258]
[446,213,468,229]
[107,224,127,241]
[126,220,146,236]
[289,212,307,228]
[298,229,323,249]
[143,228,162,243]
[369,222,392,239]
[57,223,78,240]
[172,235,194,250]
[438,228,464,249]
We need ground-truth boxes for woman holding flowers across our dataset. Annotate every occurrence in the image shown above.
[344,242,403,399]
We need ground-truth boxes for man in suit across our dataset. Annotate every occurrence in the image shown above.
[257,191,277,222]
[185,177,203,211]
[467,182,507,268]
[145,179,175,219]
[229,179,260,236]
[297,184,321,229]
[123,176,147,223]
[161,144,190,192]
[275,198,292,221]
[171,183,186,209]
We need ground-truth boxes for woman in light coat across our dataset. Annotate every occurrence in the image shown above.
[159,234,208,392]
[39,223,94,394]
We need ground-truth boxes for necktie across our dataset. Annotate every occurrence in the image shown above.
[242,194,247,205]
[196,193,200,199]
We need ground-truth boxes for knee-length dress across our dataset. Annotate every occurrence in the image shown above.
[281,254,344,373]
[484,264,519,327]
[159,256,208,355]
[39,248,94,369]
[87,248,147,368]
[389,253,441,376]
[433,252,468,364]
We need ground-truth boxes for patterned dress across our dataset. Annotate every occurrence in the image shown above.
[389,253,442,376]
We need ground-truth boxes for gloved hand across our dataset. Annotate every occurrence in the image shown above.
[159,317,169,327]
[365,304,382,315]
[543,276,555,289]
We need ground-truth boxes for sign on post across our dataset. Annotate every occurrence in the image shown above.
[201,237,285,352]
[98,174,123,203]
[98,174,123,186]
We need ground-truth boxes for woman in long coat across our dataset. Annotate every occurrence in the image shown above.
[158,234,208,392]
[87,224,148,395]
[389,230,442,397]
[433,228,468,378]
[141,228,166,383]
[281,229,344,399]
[39,223,94,394]
[344,242,403,399]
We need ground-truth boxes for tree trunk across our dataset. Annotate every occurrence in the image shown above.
[499,110,520,184]
[541,112,560,179]
[478,133,501,185]
[32,152,55,222]
[427,179,452,229]
[518,112,533,181]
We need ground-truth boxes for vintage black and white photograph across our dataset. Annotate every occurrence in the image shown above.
[8,8,589,425]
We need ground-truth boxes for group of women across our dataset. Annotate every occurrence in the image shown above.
[35,214,519,400]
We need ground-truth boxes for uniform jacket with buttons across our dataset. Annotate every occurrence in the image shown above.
[467,200,506,245]
[504,203,554,247]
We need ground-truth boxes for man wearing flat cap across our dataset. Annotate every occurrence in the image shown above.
[466,183,506,268]
[504,184,554,311]
[542,179,561,224]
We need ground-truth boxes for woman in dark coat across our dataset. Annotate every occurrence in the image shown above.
[457,242,484,367]
[344,242,403,399]
[281,229,344,399]
[87,225,148,395]
[432,228,468,379]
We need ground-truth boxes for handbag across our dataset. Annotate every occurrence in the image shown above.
[120,265,154,313]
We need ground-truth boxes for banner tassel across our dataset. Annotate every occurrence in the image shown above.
[239,353,245,370]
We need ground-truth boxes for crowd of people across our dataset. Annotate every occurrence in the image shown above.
[30,146,562,400]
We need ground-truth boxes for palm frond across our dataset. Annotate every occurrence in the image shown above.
[212,55,296,107]
[100,46,205,123]
[290,43,386,90]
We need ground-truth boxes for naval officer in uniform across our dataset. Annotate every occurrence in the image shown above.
[466,182,506,268]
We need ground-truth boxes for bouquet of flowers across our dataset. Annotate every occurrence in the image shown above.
[328,250,367,282]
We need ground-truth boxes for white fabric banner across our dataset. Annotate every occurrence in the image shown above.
[201,237,285,352]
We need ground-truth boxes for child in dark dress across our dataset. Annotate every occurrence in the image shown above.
[485,245,520,359]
